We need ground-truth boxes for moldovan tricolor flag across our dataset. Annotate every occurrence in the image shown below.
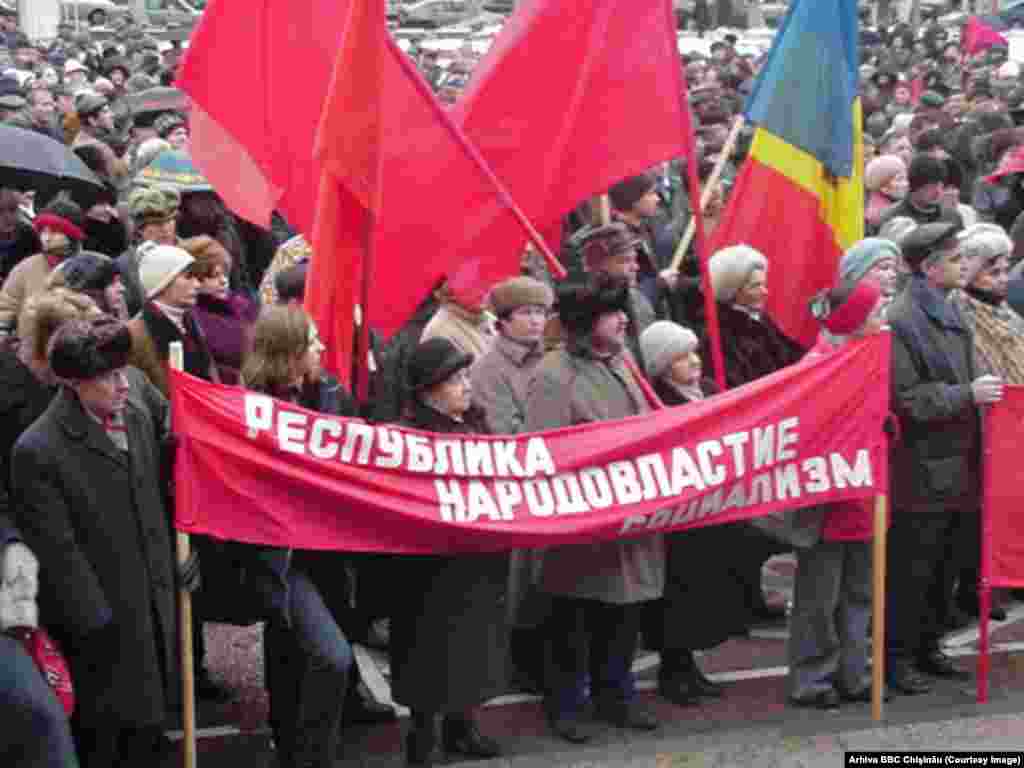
[711,0,863,347]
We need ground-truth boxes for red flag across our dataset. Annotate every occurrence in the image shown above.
[181,0,554,386]
[447,0,695,307]
[963,16,1008,56]
[178,0,351,230]
[300,2,557,385]
[304,0,385,395]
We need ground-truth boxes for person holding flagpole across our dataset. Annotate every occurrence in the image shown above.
[786,276,888,709]
[886,220,1003,695]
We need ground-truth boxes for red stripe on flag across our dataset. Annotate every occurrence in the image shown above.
[712,158,843,348]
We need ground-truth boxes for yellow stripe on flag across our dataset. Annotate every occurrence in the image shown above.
[749,100,864,250]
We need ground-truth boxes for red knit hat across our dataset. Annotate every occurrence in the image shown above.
[33,213,84,242]
[814,279,882,336]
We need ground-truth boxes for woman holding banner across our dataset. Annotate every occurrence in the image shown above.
[699,245,805,628]
[392,336,507,766]
[638,321,745,707]
[240,306,353,768]
[785,276,887,709]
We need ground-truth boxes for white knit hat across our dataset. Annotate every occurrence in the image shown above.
[708,244,767,302]
[639,321,699,381]
[139,244,194,299]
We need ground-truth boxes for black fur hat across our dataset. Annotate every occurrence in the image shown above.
[48,315,132,381]
[556,274,631,335]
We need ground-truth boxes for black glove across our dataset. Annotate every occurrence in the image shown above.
[177,550,201,593]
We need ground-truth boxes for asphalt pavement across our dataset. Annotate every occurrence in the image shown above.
[165,555,1024,767]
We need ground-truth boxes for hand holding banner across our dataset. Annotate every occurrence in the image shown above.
[173,335,891,554]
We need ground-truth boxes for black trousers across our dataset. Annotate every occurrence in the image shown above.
[885,509,956,668]
[544,596,645,718]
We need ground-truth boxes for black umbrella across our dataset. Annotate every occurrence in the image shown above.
[0,125,106,203]
[121,86,190,117]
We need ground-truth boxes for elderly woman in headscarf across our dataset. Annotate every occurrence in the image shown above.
[637,321,747,708]
[696,245,805,624]
[837,238,903,309]
[699,244,804,390]
[950,223,1024,623]
[954,223,1024,380]
[878,217,919,294]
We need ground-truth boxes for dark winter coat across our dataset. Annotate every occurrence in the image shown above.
[389,400,509,713]
[126,301,220,398]
[697,302,804,389]
[888,275,980,514]
[192,292,260,385]
[0,346,56,521]
[877,197,961,230]
[10,374,178,727]
[650,378,749,651]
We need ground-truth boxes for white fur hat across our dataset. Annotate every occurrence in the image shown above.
[708,244,768,303]
[139,244,194,299]
[639,321,699,381]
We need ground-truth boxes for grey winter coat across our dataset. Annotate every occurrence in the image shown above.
[524,338,664,604]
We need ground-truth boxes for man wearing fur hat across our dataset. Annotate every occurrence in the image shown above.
[118,186,180,317]
[526,274,664,743]
[0,196,86,334]
[574,222,657,369]
[885,220,1003,695]
[472,276,554,434]
[10,315,181,766]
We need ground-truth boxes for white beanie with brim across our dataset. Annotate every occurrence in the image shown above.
[639,320,699,381]
[709,244,767,303]
[139,244,194,300]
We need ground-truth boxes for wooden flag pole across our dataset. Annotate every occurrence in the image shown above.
[669,115,745,272]
[871,494,887,722]
[169,341,197,768]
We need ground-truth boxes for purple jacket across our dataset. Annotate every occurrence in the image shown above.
[192,292,260,386]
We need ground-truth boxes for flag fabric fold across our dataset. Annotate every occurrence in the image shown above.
[963,16,1009,57]
[180,0,554,384]
[711,0,863,348]
[447,0,695,306]
[177,0,352,230]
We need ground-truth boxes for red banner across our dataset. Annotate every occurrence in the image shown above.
[172,335,890,554]
[985,387,1024,586]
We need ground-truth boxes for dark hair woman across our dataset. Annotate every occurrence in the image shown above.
[392,336,507,766]
[240,305,353,768]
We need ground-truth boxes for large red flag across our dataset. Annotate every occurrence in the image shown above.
[180,0,554,385]
[304,0,385,395]
[302,2,559,385]
[178,0,350,230]
[962,16,1008,56]
[447,0,695,307]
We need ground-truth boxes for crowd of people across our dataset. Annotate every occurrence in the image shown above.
[1,6,1024,768]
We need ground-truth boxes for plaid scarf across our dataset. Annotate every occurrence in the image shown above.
[956,290,1024,385]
